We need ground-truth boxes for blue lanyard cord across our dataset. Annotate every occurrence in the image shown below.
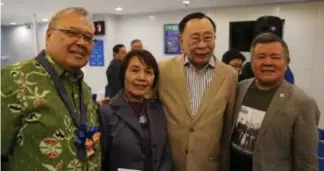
[35,52,87,130]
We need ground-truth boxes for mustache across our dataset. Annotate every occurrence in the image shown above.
[68,44,88,54]
[260,64,276,68]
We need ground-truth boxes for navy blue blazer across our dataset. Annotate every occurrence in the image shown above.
[99,92,173,171]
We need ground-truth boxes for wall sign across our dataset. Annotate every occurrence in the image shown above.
[94,21,105,35]
[164,24,182,55]
[89,39,104,66]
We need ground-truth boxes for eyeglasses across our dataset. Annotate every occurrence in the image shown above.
[188,34,216,45]
[51,28,95,43]
[229,64,242,69]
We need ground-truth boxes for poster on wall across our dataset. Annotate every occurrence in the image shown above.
[93,21,105,35]
[164,24,182,55]
[89,39,104,66]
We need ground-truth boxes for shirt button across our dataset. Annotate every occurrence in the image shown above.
[190,128,194,132]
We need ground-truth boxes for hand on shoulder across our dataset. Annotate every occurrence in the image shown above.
[96,97,110,107]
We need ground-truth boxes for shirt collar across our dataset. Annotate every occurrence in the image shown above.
[184,55,216,69]
[45,54,84,81]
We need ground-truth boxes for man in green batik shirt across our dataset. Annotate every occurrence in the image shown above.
[1,7,101,171]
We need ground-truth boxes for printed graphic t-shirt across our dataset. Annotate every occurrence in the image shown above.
[230,82,278,171]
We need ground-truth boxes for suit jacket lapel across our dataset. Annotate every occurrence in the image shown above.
[256,81,292,138]
[231,79,254,132]
[194,58,225,122]
[110,93,144,139]
[172,55,192,117]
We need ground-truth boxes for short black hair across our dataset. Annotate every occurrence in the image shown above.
[119,49,159,88]
[251,32,290,61]
[241,62,254,79]
[240,62,255,81]
[131,39,141,45]
[222,49,246,64]
[178,12,216,34]
[113,44,125,55]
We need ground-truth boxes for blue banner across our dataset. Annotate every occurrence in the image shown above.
[89,39,104,66]
[164,24,182,55]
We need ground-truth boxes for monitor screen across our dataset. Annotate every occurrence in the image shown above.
[229,21,255,52]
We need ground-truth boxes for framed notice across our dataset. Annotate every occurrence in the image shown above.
[94,21,105,35]
[89,39,104,66]
[164,24,182,55]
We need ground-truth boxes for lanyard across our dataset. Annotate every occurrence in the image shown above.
[35,52,87,131]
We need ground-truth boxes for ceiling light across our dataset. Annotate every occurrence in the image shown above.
[1,2,4,6]
[149,15,156,20]
[181,0,190,5]
[115,7,123,11]
[9,22,17,25]
[42,18,49,22]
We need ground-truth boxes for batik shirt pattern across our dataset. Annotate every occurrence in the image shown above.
[1,55,101,171]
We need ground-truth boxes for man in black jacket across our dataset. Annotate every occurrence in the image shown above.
[106,44,127,98]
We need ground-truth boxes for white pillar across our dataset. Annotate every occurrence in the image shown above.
[32,13,39,55]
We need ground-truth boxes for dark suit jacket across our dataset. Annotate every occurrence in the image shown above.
[231,79,320,171]
[100,92,173,171]
[106,58,122,98]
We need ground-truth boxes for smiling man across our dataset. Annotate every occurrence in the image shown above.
[230,32,320,171]
[158,12,237,171]
[1,7,101,171]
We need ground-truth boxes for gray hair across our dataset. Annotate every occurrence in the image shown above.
[48,7,92,28]
[250,32,290,61]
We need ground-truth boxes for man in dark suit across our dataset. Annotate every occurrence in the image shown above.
[106,44,127,98]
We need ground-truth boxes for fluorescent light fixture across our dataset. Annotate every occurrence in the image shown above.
[9,22,17,25]
[181,0,190,5]
[42,18,49,22]
[1,2,3,6]
[115,7,123,11]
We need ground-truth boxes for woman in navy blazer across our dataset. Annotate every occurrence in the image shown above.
[100,50,173,171]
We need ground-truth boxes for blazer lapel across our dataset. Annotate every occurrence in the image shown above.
[193,58,225,122]
[231,79,254,132]
[172,55,192,117]
[256,81,292,138]
[110,93,144,139]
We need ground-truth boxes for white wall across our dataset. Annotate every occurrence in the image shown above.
[1,25,34,66]
[37,23,48,51]
[312,3,324,128]
[83,14,118,99]
[1,22,50,66]
[115,2,324,127]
